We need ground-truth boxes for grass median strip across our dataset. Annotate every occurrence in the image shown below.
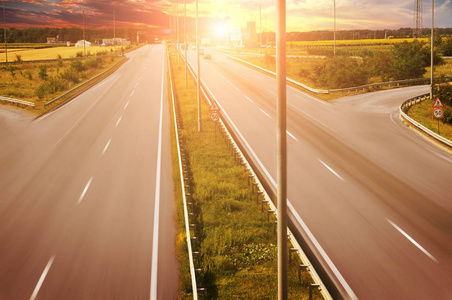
[169,48,320,299]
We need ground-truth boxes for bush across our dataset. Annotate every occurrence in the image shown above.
[435,83,452,106]
[38,64,48,80]
[59,67,79,83]
[56,54,63,67]
[311,56,368,89]
[71,59,86,72]
[76,51,84,58]
[441,38,452,56]
[84,57,102,69]
[35,76,66,99]
[15,54,23,62]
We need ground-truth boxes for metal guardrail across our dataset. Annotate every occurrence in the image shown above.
[400,93,452,148]
[225,54,452,95]
[167,49,199,299]
[44,56,127,107]
[180,49,334,300]
[1,56,127,111]
[0,96,35,107]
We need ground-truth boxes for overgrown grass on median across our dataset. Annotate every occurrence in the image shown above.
[169,48,320,299]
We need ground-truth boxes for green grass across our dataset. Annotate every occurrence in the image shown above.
[0,52,130,114]
[169,48,319,299]
[407,99,452,141]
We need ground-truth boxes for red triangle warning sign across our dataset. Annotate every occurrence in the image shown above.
[209,101,220,111]
[433,97,444,108]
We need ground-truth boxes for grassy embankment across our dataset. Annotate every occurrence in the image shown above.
[0,45,139,114]
[226,38,451,100]
[168,48,320,299]
[407,99,452,142]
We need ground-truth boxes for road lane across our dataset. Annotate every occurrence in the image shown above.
[0,45,178,299]
[188,48,452,299]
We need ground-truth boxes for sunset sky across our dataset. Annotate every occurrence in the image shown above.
[1,0,452,35]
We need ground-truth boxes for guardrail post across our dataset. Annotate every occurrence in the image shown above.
[256,191,263,203]
[309,284,320,300]
[289,248,298,263]
[298,264,309,282]
[248,175,254,186]
[267,210,274,221]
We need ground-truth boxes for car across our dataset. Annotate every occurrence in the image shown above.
[203,54,211,60]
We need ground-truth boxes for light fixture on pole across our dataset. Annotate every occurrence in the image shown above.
[276,0,287,298]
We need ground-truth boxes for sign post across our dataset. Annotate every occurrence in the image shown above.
[433,97,444,134]
[209,101,220,140]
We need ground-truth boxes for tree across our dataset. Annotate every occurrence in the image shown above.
[441,37,452,56]
[389,40,443,80]
[311,57,368,89]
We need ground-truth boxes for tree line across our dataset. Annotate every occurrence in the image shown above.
[0,27,139,44]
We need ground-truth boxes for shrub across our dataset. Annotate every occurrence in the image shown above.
[38,64,48,80]
[83,57,101,69]
[35,76,66,99]
[25,71,32,80]
[59,67,79,83]
[435,83,452,106]
[56,54,63,67]
[71,59,86,72]
[441,38,452,56]
[76,51,84,58]
[311,56,368,89]
[15,54,23,62]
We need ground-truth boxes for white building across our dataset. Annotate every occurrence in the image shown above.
[75,40,91,47]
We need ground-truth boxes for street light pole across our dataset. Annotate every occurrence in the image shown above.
[83,10,86,57]
[333,0,336,56]
[184,0,187,88]
[196,0,202,132]
[3,4,7,64]
[276,0,287,298]
[430,0,434,99]
[176,0,180,68]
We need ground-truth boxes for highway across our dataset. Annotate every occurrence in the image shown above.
[0,45,178,299]
[187,48,452,299]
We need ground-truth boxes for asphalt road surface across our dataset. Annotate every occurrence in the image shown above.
[0,45,178,299]
[188,48,452,299]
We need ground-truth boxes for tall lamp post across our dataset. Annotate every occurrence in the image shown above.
[430,0,434,99]
[250,2,262,47]
[184,0,187,88]
[3,4,7,63]
[333,0,336,56]
[196,0,202,132]
[83,10,86,57]
[176,0,180,68]
[276,0,287,298]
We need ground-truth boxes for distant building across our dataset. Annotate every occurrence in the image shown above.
[75,40,91,47]
[47,37,57,44]
[94,38,131,46]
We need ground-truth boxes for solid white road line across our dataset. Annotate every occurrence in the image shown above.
[124,101,130,109]
[102,139,111,156]
[115,116,122,128]
[318,159,345,182]
[287,131,298,141]
[387,219,439,263]
[245,95,254,103]
[78,177,93,204]
[150,53,165,300]
[130,90,135,97]
[30,256,55,300]
[259,108,271,119]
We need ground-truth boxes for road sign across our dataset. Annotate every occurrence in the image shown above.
[434,108,443,119]
[433,97,444,108]
[209,101,220,112]
[210,112,219,122]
